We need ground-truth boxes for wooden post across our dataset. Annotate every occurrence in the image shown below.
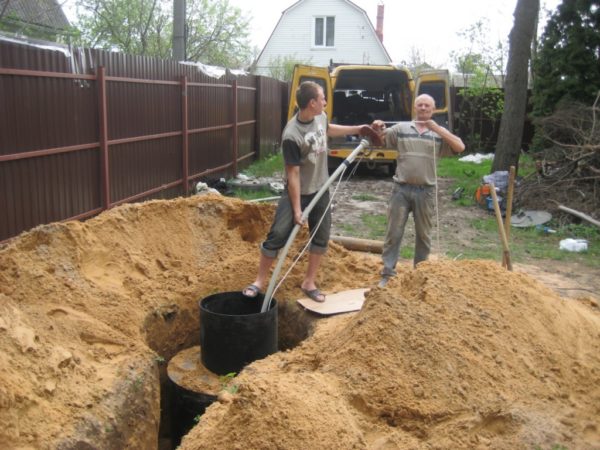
[490,183,513,271]
[502,165,516,267]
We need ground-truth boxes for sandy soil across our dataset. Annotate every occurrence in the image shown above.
[0,194,599,449]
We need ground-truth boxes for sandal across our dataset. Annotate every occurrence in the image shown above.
[242,284,261,298]
[301,287,326,303]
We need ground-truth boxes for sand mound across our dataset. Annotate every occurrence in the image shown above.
[0,195,599,449]
[180,260,600,450]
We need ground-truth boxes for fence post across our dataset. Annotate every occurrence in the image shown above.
[232,78,238,177]
[181,75,189,196]
[97,66,110,209]
[255,76,262,160]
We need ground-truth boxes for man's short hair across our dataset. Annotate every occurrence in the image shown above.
[296,81,322,109]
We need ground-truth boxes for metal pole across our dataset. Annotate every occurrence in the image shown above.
[97,66,110,210]
[181,75,189,196]
[173,0,186,61]
[232,79,238,177]
[260,139,370,313]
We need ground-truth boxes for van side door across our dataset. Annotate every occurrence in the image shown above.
[415,70,453,132]
[288,65,332,121]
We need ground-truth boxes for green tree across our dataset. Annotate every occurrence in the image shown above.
[0,0,78,44]
[75,0,172,57]
[451,20,507,152]
[532,0,600,117]
[263,55,312,82]
[74,0,252,67]
[185,0,252,67]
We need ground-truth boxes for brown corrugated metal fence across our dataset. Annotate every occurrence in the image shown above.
[0,40,287,242]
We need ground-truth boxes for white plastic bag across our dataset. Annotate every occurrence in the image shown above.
[458,153,494,164]
[559,238,588,252]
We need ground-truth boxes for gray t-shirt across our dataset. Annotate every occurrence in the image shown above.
[385,122,442,186]
[281,112,329,195]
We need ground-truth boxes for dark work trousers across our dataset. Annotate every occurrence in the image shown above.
[381,182,434,275]
[261,188,331,258]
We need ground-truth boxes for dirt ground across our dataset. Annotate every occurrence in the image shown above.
[0,194,599,449]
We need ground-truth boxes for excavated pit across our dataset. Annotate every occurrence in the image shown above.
[1,195,599,450]
[158,293,314,448]
[145,289,316,449]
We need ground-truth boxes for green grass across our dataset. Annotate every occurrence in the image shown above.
[352,193,379,202]
[229,153,284,201]
[361,213,387,239]
[511,221,600,266]
[437,153,536,207]
[339,213,415,263]
[338,213,387,240]
[231,187,276,201]
[437,155,492,206]
[445,216,600,267]
[242,152,284,177]
[435,153,600,268]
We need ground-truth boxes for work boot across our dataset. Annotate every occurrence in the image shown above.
[378,276,390,288]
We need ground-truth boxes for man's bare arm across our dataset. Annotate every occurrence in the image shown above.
[285,165,303,225]
[424,120,465,153]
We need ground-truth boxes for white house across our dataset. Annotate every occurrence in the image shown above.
[252,0,391,76]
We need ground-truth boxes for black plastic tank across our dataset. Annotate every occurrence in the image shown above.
[199,291,277,375]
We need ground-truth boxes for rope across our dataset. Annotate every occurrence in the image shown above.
[432,133,441,254]
[269,154,365,299]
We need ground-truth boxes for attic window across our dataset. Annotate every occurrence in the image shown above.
[314,16,335,47]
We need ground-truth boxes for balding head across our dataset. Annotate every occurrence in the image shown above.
[414,94,435,108]
[413,94,435,121]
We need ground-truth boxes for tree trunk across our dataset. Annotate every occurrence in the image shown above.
[492,0,540,172]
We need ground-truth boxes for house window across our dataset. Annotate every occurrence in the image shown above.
[314,16,335,47]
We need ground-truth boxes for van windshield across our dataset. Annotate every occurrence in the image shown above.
[418,81,446,109]
[331,69,412,125]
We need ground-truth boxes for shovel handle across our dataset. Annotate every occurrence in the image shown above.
[502,166,516,267]
[490,183,512,271]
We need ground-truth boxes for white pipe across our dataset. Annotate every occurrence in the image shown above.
[260,139,370,313]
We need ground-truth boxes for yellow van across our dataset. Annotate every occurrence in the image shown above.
[288,64,451,174]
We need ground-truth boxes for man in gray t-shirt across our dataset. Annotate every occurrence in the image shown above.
[242,81,372,302]
[373,94,465,287]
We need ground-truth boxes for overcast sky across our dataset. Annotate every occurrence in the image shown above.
[63,0,562,69]
[231,0,561,68]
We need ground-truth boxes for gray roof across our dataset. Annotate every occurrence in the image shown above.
[0,0,70,30]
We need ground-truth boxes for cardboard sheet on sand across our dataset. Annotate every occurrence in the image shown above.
[296,288,369,315]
